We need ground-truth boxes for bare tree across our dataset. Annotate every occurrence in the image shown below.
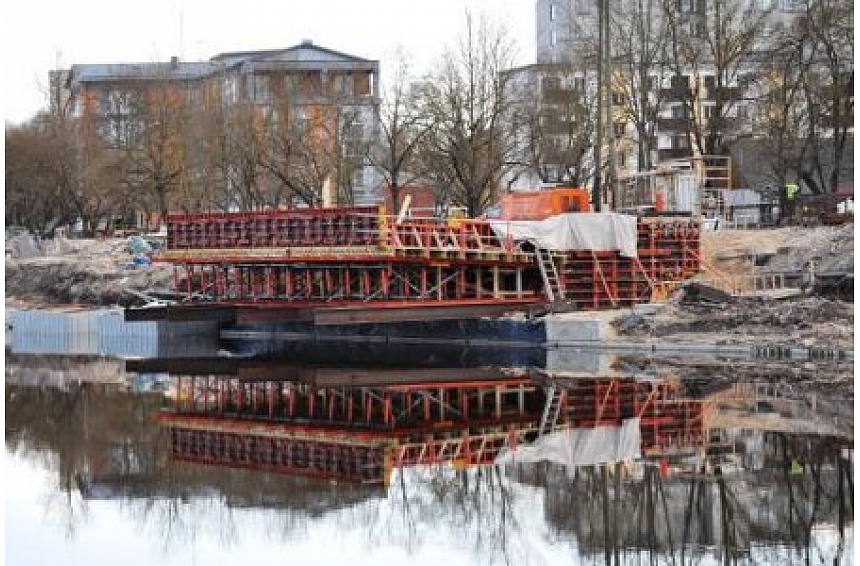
[117,79,192,219]
[6,118,72,235]
[366,50,434,212]
[750,17,808,198]
[794,0,853,194]
[419,13,520,217]
[508,64,597,188]
[611,0,672,172]
[664,0,772,157]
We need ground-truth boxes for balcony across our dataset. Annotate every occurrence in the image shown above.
[542,87,582,105]
[657,117,693,132]
[658,148,694,161]
[659,86,692,101]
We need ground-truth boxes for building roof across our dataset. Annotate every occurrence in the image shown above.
[70,60,224,84]
[211,40,377,66]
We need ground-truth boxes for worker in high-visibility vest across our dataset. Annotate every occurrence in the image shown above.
[783,182,800,222]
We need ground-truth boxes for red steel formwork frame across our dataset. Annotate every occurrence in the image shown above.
[163,418,539,486]
[561,218,701,309]
[168,426,387,484]
[159,207,701,311]
[169,259,540,305]
[169,375,543,433]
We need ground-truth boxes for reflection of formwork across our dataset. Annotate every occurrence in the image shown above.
[159,374,545,485]
[156,206,701,313]
[544,377,705,455]
[158,373,705,484]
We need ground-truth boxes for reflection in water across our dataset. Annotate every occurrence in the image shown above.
[5,355,853,565]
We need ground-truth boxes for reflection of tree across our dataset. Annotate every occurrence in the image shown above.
[348,465,526,566]
[520,433,852,565]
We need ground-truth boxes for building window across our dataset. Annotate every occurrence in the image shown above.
[675,136,689,149]
[671,75,690,90]
[301,71,323,96]
[550,3,556,20]
[550,28,558,47]
[354,72,371,96]
[613,122,626,138]
[253,75,270,103]
[543,76,561,90]
[671,104,688,118]
[781,0,806,11]
[573,77,585,91]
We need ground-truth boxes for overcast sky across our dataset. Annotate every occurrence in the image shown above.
[4,0,536,124]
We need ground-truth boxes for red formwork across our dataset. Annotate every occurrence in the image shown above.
[166,206,383,250]
[561,217,701,309]
[169,375,543,433]
[165,206,514,256]
[169,259,539,304]
[164,420,538,485]
[158,207,700,311]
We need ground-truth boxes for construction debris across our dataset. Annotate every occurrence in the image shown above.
[4,237,172,307]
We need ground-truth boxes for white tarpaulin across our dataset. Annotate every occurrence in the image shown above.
[494,418,641,467]
[490,213,639,258]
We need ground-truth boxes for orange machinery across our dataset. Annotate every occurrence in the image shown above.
[499,187,591,220]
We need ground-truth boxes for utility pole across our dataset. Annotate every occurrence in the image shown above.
[593,0,604,212]
[605,0,618,211]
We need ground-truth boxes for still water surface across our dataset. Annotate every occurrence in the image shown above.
[5,309,853,565]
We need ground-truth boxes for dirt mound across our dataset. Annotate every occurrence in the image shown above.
[702,224,854,274]
[5,238,172,307]
[620,295,853,348]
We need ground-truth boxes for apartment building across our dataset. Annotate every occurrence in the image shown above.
[59,40,381,210]
[531,0,821,177]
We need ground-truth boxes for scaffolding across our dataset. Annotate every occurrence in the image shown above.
[615,155,732,218]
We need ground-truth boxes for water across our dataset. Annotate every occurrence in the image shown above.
[4,308,854,565]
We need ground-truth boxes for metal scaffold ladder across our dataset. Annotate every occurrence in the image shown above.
[539,385,566,437]
[536,246,566,302]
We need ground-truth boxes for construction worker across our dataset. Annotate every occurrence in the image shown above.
[783,182,800,222]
